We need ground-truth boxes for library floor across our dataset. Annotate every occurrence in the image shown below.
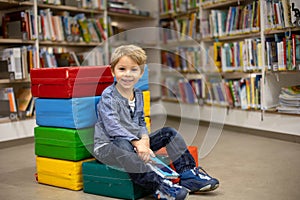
[0,117,300,200]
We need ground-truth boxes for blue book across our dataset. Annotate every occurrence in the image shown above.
[147,156,179,179]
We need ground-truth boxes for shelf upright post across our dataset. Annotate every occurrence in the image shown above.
[33,0,39,68]
[259,0,266,121]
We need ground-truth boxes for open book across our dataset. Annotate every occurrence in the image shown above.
[147,156,179,179]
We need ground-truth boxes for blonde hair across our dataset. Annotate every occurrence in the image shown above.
[110,45,147,72]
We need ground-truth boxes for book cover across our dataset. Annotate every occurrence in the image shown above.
[290,0,300,26]
[292,34,300,70]
[16,87,32,112]
[147,156,179,179]
[2,47,23,80]
[2,87,18,113]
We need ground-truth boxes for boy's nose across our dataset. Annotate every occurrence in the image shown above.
[125,70,132,75]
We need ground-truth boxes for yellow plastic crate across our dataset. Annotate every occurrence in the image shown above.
[145,116,151,133]
[36,156,94,191]
[143,90,150,117]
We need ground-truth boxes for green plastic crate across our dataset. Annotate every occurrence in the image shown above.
[34,126,94,161]
[82,160,150,200]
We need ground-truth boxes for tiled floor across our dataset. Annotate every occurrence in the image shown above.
[0,117,300,200]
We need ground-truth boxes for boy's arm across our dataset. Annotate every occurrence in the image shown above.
[100,96,140,141]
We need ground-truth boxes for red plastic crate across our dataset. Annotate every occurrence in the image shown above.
[31,66,113,98]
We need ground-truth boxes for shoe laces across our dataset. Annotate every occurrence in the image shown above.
[157,180,182,199]
[192,167,212,180]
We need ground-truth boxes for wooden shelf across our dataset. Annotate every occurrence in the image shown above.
[264,27,300,35]
[159,7,199,20]
[0,38,35,44]
[39,40,104,47]
[201,0,244,9]
[0,78,31,84]
[37,3,104,15]
[202,31,261,42]
[108,11,155,20]
[221,71,262,79]
[266,70,300,75]
[0,0,33,10]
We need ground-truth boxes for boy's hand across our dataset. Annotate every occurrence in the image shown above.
[132,135,155,162]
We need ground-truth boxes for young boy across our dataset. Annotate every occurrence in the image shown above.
[93,45,219,200]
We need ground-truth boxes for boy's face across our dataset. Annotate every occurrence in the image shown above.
[112,56,144,90]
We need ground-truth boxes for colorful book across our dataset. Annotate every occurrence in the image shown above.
[147,156,179,179]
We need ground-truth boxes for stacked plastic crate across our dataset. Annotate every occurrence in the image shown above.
[31,66,114,191]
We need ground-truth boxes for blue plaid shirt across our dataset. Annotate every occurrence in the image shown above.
[94,82,148,152]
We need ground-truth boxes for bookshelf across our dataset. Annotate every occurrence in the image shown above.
[0,0,158,142]
[158,0,300,136]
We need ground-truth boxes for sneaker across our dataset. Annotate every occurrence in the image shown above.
[180,167,219,193]
[154,179,189,200]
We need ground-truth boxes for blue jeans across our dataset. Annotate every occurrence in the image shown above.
[94,127,196,192]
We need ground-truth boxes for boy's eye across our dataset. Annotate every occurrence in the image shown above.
[118,67,125,71]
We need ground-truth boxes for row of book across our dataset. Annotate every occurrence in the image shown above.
[263,0,300,29]
[108,0,150,16]
[266,34,300,71]
[210,39,263,73]
[2,9,108,43]
[39,47,106,68]
[39,10,107,43]
[161,46,201,72]
[38,0,106,10]
[222,76,262,110]
[201,1,260,38]
[0,45,107,80]
[0,46,37,80]
[203,34,300,73]
[2,9,36,40]
[0,87,35,120]
[160,12,200,42]
[277,85,300,114]
[159,0,199,14]
[162,77,205,104]
[162,74,262,110]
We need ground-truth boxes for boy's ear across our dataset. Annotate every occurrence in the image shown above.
[110,67,115,77]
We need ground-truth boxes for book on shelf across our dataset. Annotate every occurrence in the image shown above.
[2,9,37,40]
[54,51,81,67]
[265,34,299,71]
[159,0,198,14]
[263,0,300,29]
[2,48,23,80]
[290,0,300,27]
[15,87,32,113]
[0,60,10,79]
[147,156,179,179]
[206,1,260,37]
[0,91,10,119]
[60,0,105,10]
[0,87,18,115]
[292,34,300,70]
[277,85,300,114]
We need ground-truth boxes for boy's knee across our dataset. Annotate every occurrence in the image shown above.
[162,127,178,136]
